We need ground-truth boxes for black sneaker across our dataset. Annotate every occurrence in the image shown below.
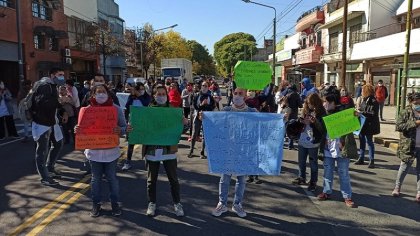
[41,179,59,186]
[111,203,122,216]
[246,177,254,183]
[90,203,101,217]
[187,152,193,158]
[292,177,306,185]
[307,182,317,192]
[48,169,62,178]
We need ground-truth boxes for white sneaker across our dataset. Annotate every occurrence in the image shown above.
[174,203,184,217]
[232,203,247,218]
[121,163,132,171]
[212,202,228,217]
[146,202,156,216]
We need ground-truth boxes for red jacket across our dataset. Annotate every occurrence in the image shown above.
[375,86,388,103]
[168,89,182,107]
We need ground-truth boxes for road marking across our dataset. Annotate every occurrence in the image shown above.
[8,176,90,236]
[0,137,25,147]
[26,185,90,236]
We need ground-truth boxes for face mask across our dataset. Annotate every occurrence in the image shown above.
[53,75,65,85]
[233,95,245,106]
[187,86,192,92]
[340,91,347,97]
[201,88,208,94]
[139,90,145,96]
[95,93,108,104]
[155,95,167,105]
[247,92,255,98]
[94,81,104,86]
[378,83,383,87]
[323,102,334,112]
[84,85,90,89]
[414,104,420,112]
[0,83,4,89]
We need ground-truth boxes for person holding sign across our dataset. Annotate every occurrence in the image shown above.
[127,85,186,217]
[393,92,420,203]
[354,84,380,168]
[292,93,326,192]
[317,92,357,208]
[122,82,151,171]
[211,87,258,218]
[75,84,127,217]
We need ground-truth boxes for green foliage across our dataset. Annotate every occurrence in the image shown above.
[187,40,216,75]
[214,32,257,76]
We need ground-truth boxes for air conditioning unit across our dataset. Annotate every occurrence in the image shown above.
[65,48,71,57]
[65,57,72,65]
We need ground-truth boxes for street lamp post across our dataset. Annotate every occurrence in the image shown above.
[242,0,276,81]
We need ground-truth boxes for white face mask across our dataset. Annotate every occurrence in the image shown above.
[155,95,167,104]
[323,102,334,112]
[95,93,108,104]
[201,87,208,94]
[0,82,4,89]
[84,84,90,89]
[233,95,245,106]
[247,91,255,98]
[94,81,105,86]
[139,90,145,96]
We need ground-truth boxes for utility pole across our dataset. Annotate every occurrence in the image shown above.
[341,0,348,88]
[400,0,413,112]
[273,16,276,82]
[16,0,24,88]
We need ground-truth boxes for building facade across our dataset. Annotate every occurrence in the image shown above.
[0,0,69,96]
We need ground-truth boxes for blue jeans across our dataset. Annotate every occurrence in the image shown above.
[90,159,120,204]
[297,145,319,183]
[35,128,63,180]
[379,102,385,119]
[219,174,246,205]
[322,157,352,199]
[395,148,420,193]
[359,134,374,161]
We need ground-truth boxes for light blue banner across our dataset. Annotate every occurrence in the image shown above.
[202,112,285,175]
[353,114,366,136]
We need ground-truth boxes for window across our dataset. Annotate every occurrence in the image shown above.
[34,34,45,49]
[349,24,362,47]
[32,0,52,21]
[414,16,420,29]
[49,37,58,51]
[329,32,339,53]
[67,16,96,52]
[0,0,15,8]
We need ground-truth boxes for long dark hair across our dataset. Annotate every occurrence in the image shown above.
[302,93,326,118]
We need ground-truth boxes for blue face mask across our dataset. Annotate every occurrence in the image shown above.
[414,105,420,112]
[56,75,65,81]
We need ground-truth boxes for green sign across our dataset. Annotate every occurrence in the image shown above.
[322,108,361,139]
[234,61,272,90]
[129,106,183,145]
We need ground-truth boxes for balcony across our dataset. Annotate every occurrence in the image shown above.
[321,43,352,63]
[0,0,15,8]
[295,6,325,32]
[293,45,323,65]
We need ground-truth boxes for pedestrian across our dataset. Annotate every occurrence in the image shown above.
[355,81,362,99]
[188,81,215,159]
[181,83,193,119]
[300,77,318,102]
[283,84,302,150]
[262,76,276,112]
[122,82,151,171]
[317,92,357,208]
[58,86,76,144]
[292,93,327,192]
[339,87,355,109]
[0,80,19,140]
[75,84,126,217]
[81,74,120,107]
[392,92,420,203]
[375,80,388,121]
[245,90,260,111]
[226,76,236,106]
[188,83,200,140]
[30,68,68,186]
[17,80,33,142]
[128,85,185,217]
[65,79,80,112]
[211,87,258,218]
[168,82,182,107]
[79,80,91,102]
[354,84,380,168]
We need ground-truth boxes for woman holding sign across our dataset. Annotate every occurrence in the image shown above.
[75,84,127,217]
[128,85,185,217]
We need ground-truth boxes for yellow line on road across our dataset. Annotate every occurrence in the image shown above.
[8,176,90,236]
[26,185,90,236]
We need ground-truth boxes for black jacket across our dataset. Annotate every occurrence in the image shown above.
[193,92,215,111]
[31,82,63,126]
[360,96,380,135]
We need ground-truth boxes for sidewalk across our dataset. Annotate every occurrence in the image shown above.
[373,105,399,152]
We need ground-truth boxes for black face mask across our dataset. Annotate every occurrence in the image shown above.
[166,82,171,86]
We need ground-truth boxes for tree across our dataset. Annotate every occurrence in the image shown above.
[187,40,216,75]
[214,32,258,76]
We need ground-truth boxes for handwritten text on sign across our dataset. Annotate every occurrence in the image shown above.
[75,106,119,150]
[234,61,272,90]
[203,112,284,175]
[129,106,183,145]
[322,108,360,139]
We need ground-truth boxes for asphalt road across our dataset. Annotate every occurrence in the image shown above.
[1,129,420,236]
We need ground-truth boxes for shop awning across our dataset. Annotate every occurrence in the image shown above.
[319,11,364,29]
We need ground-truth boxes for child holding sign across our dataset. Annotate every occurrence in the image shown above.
[317,92,357,208]
[75,84,127,217]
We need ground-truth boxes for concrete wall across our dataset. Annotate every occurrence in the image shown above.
[369,0,403,38]
[63,0,97,21]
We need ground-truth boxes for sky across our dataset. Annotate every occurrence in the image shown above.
[116,0,327,55]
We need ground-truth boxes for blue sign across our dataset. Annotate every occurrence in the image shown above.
[353,114,366,136]
[202,112,285,175]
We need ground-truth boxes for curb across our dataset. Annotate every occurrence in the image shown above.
[373,136,398,152]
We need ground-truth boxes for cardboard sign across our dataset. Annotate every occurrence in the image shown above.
[129,106,183,145]
[234,61,272,90]
[203,112,284,175]
[353,114,366,136]
[323,108,361,139]
[75,106,119,150]
[116,92,130,109]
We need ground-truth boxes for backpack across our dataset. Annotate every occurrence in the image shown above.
[23,79,51,121]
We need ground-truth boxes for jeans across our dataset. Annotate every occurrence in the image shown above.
[90,159,120,204]
[183,107,190,119]
[219,174,246,205]
[63,116,76,143]
[190,116,205,154]
[126,144,135,162]
[378,102,385,119]
[35,128,63,180]
[395,148,420,194]
[289,138,294,149]
[322,157,352,199]
[146,159,180,204]
[0,115,18,138]
[297,145,319,183]
[359,134,374,161]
